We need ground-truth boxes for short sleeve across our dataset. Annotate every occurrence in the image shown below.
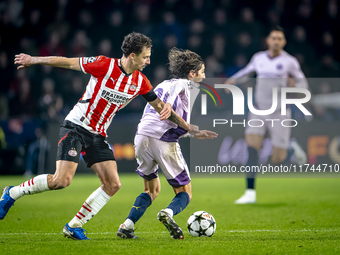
[138,75,153,95]
[289,57,306,79]
[166,81,186,106]
[79,55,111,78]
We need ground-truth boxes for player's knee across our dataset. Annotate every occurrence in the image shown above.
[271,154,285,164]
[104,180,121,196]
[50,175,72,190]
[145,187,160,201]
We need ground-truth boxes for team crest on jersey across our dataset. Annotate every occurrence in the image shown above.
[68,149,77,157]
[276,63,283,70]
[129,84,137,91]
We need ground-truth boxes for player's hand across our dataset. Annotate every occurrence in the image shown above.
[160,102,171,120]
[194,130,218,139]
[14,53,33,69]
[224,78,236,94]
[189,124,199,135]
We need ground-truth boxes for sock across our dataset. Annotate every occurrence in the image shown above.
[246,147,258,190]
[69,187,111,228]
[126,193,152,227]
[283,148,294,164]
[123,218,134,229]
[163,208,174,217]
[167,192,190,216]
[247,178,255,190]
[245,189,256,196]
[9,174,49,200]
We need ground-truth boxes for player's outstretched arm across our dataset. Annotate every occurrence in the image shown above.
[14,53,81,71]
[193,130,218,139]
[148,97,198,133]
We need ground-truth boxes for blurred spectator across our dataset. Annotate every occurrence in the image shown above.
[188,19,208,54]
[19,37,38,56]
[232,31,257,59]
[152,65,168,86]
[108,10,126,55]
[164,34,178,50]
[47,10,70,44]
[39,31,65,57]
[0,94,9,120]
[0,51,12,93]
[64,76,85,110]
[158,12,183,48]
[267,9,281,27]
[25,126,50,176]
[233,8,263,42]
[21,9,43,42]
[6,0,24,28]
[205,55,224,78]
[98,39,112,56]
[225,53,247,78]
[38,78,64,122]
[189,19,205,35]
[318,31,336,56]
[187,35,203,55]
[70,30,91,57]
[286,26,315,64]
[8,78,36,118]
[133,4,153,36]
[212,34,226,61]
[317,54,340,77]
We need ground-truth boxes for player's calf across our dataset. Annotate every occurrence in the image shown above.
[117,192,152,238]
[101,180,121,197]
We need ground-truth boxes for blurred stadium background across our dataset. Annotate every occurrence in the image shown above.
[0,0,339,175]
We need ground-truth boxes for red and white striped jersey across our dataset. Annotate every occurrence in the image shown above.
[65,56,153,137]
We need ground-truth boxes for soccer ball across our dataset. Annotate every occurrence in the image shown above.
[187,211,216,237]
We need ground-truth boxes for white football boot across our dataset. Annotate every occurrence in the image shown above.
[234,189,256,204]
[290,140,307,165]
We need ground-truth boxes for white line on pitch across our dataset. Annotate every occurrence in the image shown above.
[0,229,338,236]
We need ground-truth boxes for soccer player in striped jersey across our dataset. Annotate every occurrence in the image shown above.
[116,48,218,239]
[1,32,197,240]
[225,26,308,204]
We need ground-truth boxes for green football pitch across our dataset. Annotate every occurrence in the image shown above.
[0,174,339,254]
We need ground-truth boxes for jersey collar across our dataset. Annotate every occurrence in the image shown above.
[118,59,133,76]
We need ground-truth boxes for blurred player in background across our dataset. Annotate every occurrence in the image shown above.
[225,26,308,204]
[116,48,218,239]
[0,32,198,240]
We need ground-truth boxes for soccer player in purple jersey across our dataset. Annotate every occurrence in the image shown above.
[116,48,217,239]
[226,26,308,204]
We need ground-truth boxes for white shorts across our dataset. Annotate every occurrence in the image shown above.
[245,109,292,149]
[134,134,191,187]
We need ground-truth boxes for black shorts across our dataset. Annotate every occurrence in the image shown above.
[56,120,115,168]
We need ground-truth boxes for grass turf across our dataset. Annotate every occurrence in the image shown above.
[0,174,339,254]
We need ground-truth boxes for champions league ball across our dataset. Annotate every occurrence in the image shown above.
[187,211,216,237]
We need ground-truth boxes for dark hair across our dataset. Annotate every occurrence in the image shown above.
[168,48,204,79]
[268,25,285,35]
[121,32,152,57]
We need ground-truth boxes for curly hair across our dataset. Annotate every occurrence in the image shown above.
[121,32,152,57]
[168,48,204,79]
